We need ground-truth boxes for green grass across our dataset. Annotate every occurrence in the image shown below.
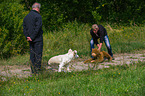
[0,53,29,66]
[1,62,145,96]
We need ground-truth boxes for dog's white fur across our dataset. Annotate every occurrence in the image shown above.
[48,49,79,72]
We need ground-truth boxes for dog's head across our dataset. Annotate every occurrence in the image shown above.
[91,48,100,57]
[74,50,79,58]
[68,49,79,58]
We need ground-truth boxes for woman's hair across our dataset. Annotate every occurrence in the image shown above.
[32,2,41,9]
[92,24,98,30]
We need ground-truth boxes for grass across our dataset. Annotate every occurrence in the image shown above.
[0,62,145,96]
[0,53,29,66]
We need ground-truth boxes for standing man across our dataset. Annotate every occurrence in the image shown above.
[90,24,114,59]
[23,2,43,74]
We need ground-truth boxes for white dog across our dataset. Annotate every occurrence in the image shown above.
[48,49,79,72]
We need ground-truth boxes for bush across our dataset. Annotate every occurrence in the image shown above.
[0,1,29,58]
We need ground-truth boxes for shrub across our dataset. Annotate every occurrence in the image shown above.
[0,1,29,58]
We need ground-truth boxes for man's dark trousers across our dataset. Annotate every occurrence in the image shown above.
[29,41,43,74]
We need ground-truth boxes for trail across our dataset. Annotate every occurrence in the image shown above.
[0,50,145,80]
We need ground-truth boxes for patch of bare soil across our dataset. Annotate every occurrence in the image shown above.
[0,50,145,80]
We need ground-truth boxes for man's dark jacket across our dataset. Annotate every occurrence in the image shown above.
[23,10,43,42]
[90,25,107,44]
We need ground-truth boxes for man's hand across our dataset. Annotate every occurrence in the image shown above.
[98,43,102,50]
[27,37,32,41]
[97,44,100,48]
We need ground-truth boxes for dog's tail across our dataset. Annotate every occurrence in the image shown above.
[48,60,51,65]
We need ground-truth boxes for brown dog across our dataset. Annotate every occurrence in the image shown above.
[84,48,112,63]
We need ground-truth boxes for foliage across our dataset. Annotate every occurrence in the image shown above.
[94,0,145,24]
[1,0,145,58]
[34,0,94,30]
[37,0,145,27]
[0,1,29,58]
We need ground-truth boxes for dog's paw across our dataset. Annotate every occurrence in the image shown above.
[84,60,89,64]
[91,60,95,63]
[68,70,71,72]
[58,69,61,72]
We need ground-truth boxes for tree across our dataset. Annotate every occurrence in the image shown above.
[0,1,29,58]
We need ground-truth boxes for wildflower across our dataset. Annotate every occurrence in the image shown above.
[14,82,15,84]
[119,73,120,75]
[58,92,60,94]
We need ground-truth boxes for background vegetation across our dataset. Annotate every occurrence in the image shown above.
[0,0,145,58]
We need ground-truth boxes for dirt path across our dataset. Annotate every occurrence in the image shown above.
[0,50,145,80]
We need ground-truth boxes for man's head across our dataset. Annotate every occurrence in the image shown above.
[32,2,41,13]
[92,24,99,34]
[91,48,100,57]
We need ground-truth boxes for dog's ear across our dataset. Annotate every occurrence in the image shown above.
[74,50,79,58]
[74,50,77,53]
[68,49,72,52]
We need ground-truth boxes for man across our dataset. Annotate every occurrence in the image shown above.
[23,2,43,74]
[90,24,114,59]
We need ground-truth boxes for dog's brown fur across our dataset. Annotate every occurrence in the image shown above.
[84,48,112,63]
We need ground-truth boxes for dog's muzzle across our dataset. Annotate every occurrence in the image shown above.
[75,53,79,58]
[74,50,79,58]
[75,54,79,58]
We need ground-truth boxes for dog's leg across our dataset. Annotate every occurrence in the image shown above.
[58,62,64,72]
[98,56,104,62]
[66,64,71,72]
[102,51,112,61]
[84,58,93,63]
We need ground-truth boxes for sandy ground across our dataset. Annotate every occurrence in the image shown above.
[0,50,145,80]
